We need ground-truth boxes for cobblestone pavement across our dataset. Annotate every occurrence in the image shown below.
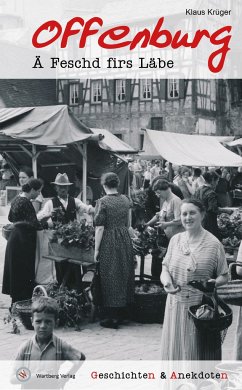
[0,220,238,361]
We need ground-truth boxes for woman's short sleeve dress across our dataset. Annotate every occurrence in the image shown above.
[94,194,134,307]
[161,230,228,360]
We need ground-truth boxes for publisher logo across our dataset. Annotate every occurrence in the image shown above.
[16,367,31,382]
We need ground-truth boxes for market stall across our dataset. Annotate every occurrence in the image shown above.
[0,106,139,323]
[0,105,137,204]
[141,130,242,167]
[138,130,242,271]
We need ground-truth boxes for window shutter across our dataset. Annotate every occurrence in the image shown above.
[159,80,167,100]
[108,80,115,103]
[125,79,132,102]
[63,83,69,104]
[78,82,83,104]
[179,79,185,99]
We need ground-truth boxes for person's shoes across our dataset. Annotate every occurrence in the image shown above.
[100,319,119,329]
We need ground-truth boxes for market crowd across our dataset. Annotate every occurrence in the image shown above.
[1,158,242,362]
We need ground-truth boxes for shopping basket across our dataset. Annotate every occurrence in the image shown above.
[13,285,48,330]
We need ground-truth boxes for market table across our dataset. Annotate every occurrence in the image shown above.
[42,254,95,293]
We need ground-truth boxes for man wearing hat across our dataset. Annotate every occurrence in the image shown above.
[37,173,95,285]
[37,173,94,226]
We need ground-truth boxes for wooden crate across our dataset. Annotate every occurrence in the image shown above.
[48,242,94,263]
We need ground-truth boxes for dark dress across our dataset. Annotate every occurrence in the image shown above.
[215,177,230,207]
[195,185,220,239]
[2,196,41,303]
[94,194,134,308]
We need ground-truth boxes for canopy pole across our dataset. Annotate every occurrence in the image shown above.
[76,143,87,204]
[82,143,87,204]
[168,162,173,182]
[32,145,37,178]
[128,169,132,228]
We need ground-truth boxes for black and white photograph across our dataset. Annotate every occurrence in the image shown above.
[0,1,242,389]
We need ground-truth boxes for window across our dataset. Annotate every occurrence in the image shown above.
[140,79,152,100]
[91,80,102,103]
[58,89,63,103]
[140,134,144,149]
[116,80,126,102]
[151,117,163,130]
[210,80,216,101]
[168,79,179,99]
[69,83,79,105]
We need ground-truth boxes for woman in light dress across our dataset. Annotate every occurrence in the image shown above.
[19,167,56,285]
[160,198,228,360]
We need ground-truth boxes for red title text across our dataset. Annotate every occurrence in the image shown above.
[32,16,232,73]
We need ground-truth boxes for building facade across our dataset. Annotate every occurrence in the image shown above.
[1,0,241,149]
[57,78,229,149]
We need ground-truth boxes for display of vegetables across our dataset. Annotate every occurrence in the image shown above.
[135,283,165,294]
[46,282,91,328]
[218,210,242,248]
[51,207,66,225]
[131,225,158,256]
[131,225,167,257]
[222,236,240,248]
[51,220,95,250]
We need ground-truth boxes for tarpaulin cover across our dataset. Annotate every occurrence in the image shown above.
[0,106,136,153]
[0,105,91,146]
[142,129,242,167]
[91,128,136,153]
[227,138,242,147]
[0,107,34,124]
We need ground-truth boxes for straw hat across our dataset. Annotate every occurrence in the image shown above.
[51,173,73,186]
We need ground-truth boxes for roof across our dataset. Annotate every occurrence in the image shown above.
[0,79,57,107]
[0,105,136,153]
[91,128,137,153]
[0,105,91,145]
[142,130,242,167]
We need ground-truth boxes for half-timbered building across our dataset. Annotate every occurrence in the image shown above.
[56,0,237,149]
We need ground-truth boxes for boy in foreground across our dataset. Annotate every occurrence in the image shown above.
[12,297,85,388]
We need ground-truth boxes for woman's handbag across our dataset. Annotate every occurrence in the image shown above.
[91,262,102,306]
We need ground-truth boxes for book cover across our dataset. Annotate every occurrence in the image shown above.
[0,0,241,389]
